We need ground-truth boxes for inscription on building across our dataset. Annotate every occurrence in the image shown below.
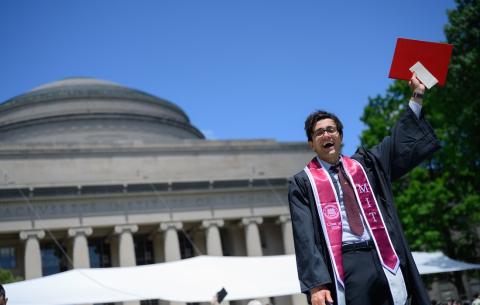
[0,190,287,220]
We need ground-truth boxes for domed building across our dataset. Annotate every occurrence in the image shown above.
[0,78,312,305]
[0,77,204,144]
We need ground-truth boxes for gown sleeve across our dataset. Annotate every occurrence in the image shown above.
[366,107,441,182]
[288,174,332,293]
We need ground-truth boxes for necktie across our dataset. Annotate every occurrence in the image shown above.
[331,164,364,236]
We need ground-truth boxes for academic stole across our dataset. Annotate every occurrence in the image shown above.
[304,156,407,305]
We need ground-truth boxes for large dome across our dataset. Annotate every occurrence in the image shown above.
[0,77,205,144]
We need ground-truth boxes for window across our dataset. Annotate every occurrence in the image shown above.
[134,235,154,265]
[41,242,68,276]
[89,238,112,268]
[220,228,231,256]
[0,246,16,269]
[179,231,195,259]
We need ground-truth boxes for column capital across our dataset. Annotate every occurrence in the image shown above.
[241,217,263,226]
[277,215,292,224]
[159,221,183,231]
[114,224,138,235]
[19,229,45,241]
[68,227,93,238]
[201,219,225,229]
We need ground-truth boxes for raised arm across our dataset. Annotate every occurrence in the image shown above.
[363,75,441,181]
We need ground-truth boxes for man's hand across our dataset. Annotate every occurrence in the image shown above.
[310,285,334,305]
[409,73,426,93]
[409,73,426,105]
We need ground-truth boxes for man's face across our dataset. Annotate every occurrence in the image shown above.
[0,295,7,305]
[308,118,342,164]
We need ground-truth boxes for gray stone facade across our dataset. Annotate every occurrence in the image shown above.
[0,78,311,305]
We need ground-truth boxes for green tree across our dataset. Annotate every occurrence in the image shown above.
[0,268,22,284]
[360,0,480,263]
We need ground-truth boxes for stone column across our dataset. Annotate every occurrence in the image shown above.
[160,222,185,305]
[160,222,183,262]
[278,215,295,254]
[241,217,263,257]
[430,276,441,303]
[241,217,269,305]
[68,227,93,269]
[278,216,308,305]
[114,225,139,305]
[202,219,224,256]
[114,224,138,267]
[19,229,45,280]
[462,272,472,300]
[202,220,230,305]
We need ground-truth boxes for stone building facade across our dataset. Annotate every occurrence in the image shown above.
[0,78,312,305]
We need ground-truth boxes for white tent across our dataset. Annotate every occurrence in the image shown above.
[5,255,300,305]
[4,252,480,305]
[411,251,480,275]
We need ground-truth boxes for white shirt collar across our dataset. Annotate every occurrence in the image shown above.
[317,156,342,170]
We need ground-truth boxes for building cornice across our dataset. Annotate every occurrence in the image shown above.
[0,177,288,200]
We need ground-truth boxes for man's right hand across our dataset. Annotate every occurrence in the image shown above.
[310,285,334,305]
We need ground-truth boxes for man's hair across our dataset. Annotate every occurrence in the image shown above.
[0,284,5,298]
[304,110,344,141]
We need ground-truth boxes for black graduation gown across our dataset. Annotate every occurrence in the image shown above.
[288,107,441,305]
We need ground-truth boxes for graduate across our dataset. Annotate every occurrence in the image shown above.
[288,74,440,305]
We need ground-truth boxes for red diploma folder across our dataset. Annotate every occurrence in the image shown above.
[388,38,453,86]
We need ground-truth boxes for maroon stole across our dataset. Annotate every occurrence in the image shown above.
[304,156,399,287]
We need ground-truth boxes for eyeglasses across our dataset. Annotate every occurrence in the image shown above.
[313,126,338,137]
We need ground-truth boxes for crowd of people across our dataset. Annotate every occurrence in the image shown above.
[430,294,480,305]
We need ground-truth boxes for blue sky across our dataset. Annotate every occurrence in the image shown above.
[0,0,455,155]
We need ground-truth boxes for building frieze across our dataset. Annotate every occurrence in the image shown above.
[0,187,288,222]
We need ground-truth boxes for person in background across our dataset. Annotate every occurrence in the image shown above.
[0,284,8,305]
[472,293,480,305]
[247,300,263,305]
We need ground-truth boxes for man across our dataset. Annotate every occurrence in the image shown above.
[288,75,440,305]
[0,284,7,305]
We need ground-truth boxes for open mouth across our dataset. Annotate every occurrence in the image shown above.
[323,142,334,149]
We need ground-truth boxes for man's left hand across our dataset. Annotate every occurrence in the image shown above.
[409,73,426,104]
[409,73,425,93]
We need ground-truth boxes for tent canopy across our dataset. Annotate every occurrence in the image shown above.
[5,252,480,305]
[411,251,480,274]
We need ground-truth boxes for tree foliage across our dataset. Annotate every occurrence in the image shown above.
[360,0,480,262]
[0,268,22,284]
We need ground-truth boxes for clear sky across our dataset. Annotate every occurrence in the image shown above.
[0,0,455,155]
